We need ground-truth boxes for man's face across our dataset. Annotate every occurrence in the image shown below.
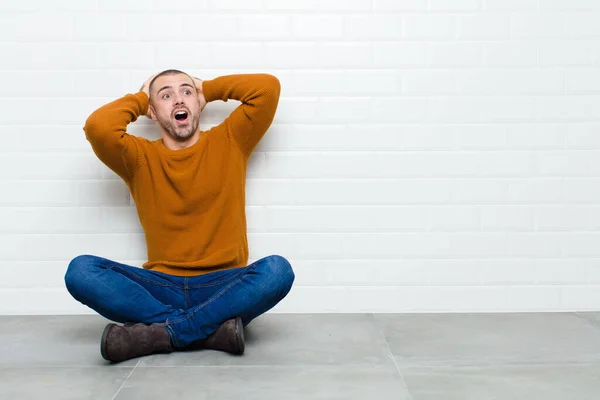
[149,73,201,142]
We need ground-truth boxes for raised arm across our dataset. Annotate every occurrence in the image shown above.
[201,74,281,158]
[83,92,148,181]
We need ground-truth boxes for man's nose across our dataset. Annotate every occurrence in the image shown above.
[173,93,184,104]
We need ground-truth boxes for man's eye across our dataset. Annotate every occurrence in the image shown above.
[184,89,192,95]
[162,93,170,99]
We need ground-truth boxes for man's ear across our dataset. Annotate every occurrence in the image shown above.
[149,104,157,121]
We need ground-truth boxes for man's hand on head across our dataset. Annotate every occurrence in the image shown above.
[193,76,207,112]
[140,73,158,119]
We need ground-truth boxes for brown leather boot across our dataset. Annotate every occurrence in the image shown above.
[101,322,173,362]
[187,316,245,355]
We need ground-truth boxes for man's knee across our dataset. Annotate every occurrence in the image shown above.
[64,254,96,293]
[263,254,295,294]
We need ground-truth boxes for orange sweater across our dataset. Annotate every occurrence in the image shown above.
[84,74,281,276]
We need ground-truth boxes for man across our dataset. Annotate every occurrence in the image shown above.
[64,71,294,363]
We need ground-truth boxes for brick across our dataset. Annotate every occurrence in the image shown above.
[482,43,538,67]
[484,0,537,11]
[98,0,153,12]
[0,208,102,234]
[316,98,373,123]
[317,0,372,11]
[237,15,292,40]
[509,233,562,257]
[318,42,373,68]
[205,43,265,68]
[344,15,403,40]
[375,42,428,67]
[292,16,344,39]
[246,178,460,206]
[510,14,566,39]
[78,180,130,206]
[567,14,600,38]
[566,68,600,94]
[539,42,597,66]
[404,15,457,39]
[72,14,127,41]
[508,287,562,310]
[540,0,600,11]
[505,124,564,149]
[561,286,600,310]
[458,15,510,39]
[535,150,593,176]
[428,96,535,123]
[456,69,564,95]
[0,154,103,179]
[371,97,428,122]
[481,206,535,231]
[509,178,564,204]
[265,43,318,68]
[102,206,144,233]
[181,15,239,40]
[0,181,79,206]
[427,42,482,67]
[374,0,427,11]
[0,14,71,42]
[430,0,480,11]
[207,0,263,9]
[264,0,316,10]
[402,69,457,95]
[287,71,346,96]
[536,96,600,122]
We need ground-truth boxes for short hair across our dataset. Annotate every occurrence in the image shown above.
[148,69,195,100]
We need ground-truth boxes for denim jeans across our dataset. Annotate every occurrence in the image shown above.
[64,254,295,348]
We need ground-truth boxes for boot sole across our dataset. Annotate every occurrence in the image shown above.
[100,323,118,361]
[234,316,245,355]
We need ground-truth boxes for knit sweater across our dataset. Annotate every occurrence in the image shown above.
[84,74,281,276]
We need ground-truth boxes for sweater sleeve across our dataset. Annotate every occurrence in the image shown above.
[202,74,281,158]
[83,92,148,181]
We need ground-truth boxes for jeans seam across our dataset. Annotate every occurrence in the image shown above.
[164,322,179,348]
[184,277,190,309]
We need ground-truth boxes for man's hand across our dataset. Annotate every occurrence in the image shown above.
[140,73,158,119]
[193,76,207,111]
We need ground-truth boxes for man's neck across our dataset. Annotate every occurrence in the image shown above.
[160,131,201,150]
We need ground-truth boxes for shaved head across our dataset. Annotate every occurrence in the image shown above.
[149,69,196,103]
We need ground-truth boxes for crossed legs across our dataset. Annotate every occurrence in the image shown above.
[64,254,295,359]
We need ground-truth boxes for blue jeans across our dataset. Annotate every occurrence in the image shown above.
[64,254,295,348]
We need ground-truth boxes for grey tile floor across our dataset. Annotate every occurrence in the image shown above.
[1,313,600,399]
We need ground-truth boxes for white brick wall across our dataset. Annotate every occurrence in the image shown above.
[1,0,600,314]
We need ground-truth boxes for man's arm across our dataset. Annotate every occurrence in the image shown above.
[83,91,148,181]
[200,74,281,158]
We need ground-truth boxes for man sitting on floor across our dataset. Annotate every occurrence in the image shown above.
[65,70,294,362]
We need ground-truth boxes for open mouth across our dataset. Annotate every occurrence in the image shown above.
[174,110,189,124]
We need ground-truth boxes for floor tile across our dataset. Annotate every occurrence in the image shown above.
[401,363,600,400]
[140,313,395,367]
[576,312,600,328]
[374,313,600,366]
[0,367,132,400]
[0,315,136,367]
[115,366,410,400]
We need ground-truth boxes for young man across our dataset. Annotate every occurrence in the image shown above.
[64,71,294,363]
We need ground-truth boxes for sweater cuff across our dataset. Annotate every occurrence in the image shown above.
[202,79,222,103]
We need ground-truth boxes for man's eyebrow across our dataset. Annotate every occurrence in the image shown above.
[157,83,194,94]
[157,85,172,94]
